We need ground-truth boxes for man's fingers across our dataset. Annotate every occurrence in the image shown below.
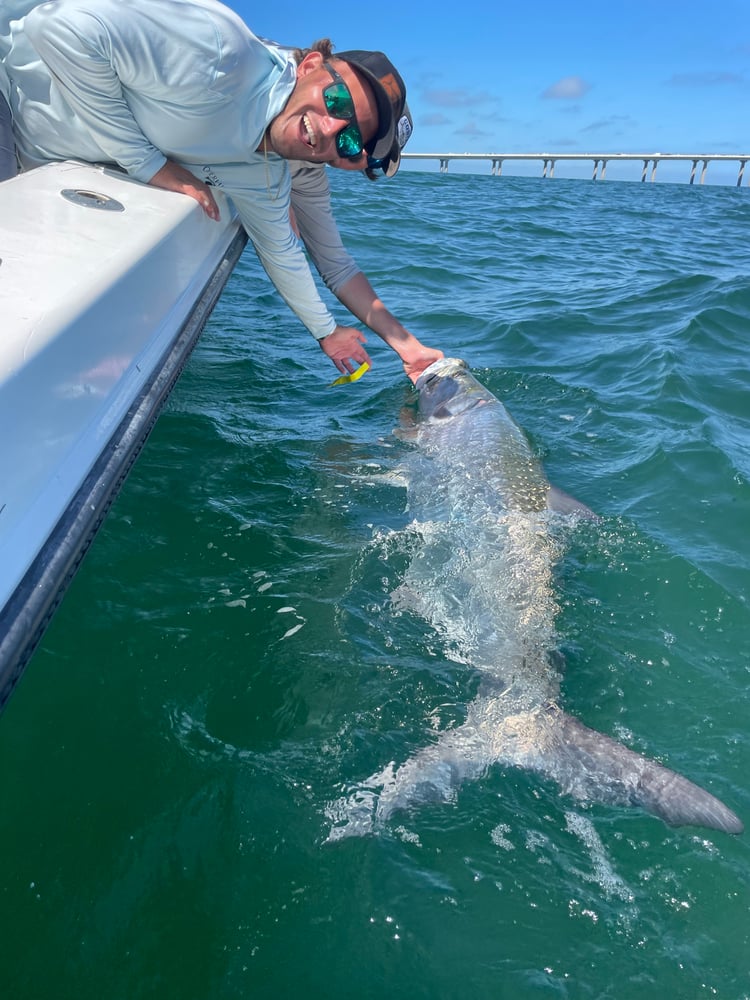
[195,189,219,220]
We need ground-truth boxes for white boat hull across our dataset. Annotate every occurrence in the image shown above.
[0,161,247,707]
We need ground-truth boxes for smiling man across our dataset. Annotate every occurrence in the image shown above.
[0,0,440,378]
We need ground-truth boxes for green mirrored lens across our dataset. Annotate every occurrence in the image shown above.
[322,64,363,158]
[336,123,363,158]
[323,83,354,121]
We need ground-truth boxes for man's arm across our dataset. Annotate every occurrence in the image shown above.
[221,158,371,371]
[334,272,443,384]
[290,162,443,382]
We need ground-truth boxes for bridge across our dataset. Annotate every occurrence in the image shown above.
[401,153,750,186]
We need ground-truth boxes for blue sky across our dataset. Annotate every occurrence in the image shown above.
[229,0,749,185]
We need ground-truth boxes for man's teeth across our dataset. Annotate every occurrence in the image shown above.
[303,114,316,147]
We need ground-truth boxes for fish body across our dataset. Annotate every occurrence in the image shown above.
[327,359,742,839]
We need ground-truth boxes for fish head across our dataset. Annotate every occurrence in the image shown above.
[415,358,492,423]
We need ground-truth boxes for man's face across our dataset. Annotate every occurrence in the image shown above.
[266,52,378,170]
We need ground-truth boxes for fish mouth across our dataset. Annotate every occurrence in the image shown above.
[416,359,465,421]
[416,358,494,422]
[416,358,467,388]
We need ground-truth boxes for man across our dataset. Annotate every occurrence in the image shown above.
[0,0,442,381]
[285,41,442,385]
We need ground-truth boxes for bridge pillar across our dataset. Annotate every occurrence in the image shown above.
[738,160,747,187]
[439,158,449,173]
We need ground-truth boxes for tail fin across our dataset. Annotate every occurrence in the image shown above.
[325,706,743,841]
[555,713,743,835]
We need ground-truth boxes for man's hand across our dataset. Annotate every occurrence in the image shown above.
[319,326,372,374]
[148,160,221,220]
[400,346,445,385]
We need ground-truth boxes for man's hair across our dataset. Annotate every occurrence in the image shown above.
[291,38,335,64]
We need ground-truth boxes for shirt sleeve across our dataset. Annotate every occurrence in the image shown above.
[213,159,337,340]
[289,162,361,294]
[23,2,172,181]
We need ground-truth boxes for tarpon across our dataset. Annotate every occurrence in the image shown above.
[326,358,742,839]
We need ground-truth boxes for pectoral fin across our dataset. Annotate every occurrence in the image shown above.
[547,485,599,520]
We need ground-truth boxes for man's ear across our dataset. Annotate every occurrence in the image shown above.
[297,50,324,77]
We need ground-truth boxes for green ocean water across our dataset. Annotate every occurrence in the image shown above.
[2,171,749,999]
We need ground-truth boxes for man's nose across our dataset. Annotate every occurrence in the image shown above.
[319,114,346,136]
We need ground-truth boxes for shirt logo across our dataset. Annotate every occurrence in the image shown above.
[202,165,224,188]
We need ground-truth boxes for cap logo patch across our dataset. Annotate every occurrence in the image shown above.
[379,72,402,107]
[397,115,412,149]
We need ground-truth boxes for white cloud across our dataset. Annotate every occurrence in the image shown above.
[423,88,497,108]
[541,76,592,100]
[666,71,745,87]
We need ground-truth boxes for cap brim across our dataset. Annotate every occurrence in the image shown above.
[382,144,401,177]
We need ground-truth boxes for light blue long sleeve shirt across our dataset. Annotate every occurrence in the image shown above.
[288,161,360,294]
[0,0,340,339]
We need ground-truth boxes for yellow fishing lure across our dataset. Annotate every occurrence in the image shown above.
[328,361,370,387]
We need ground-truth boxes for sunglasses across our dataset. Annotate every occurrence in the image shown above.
[367,156,387,173]
[322,62,367,160]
